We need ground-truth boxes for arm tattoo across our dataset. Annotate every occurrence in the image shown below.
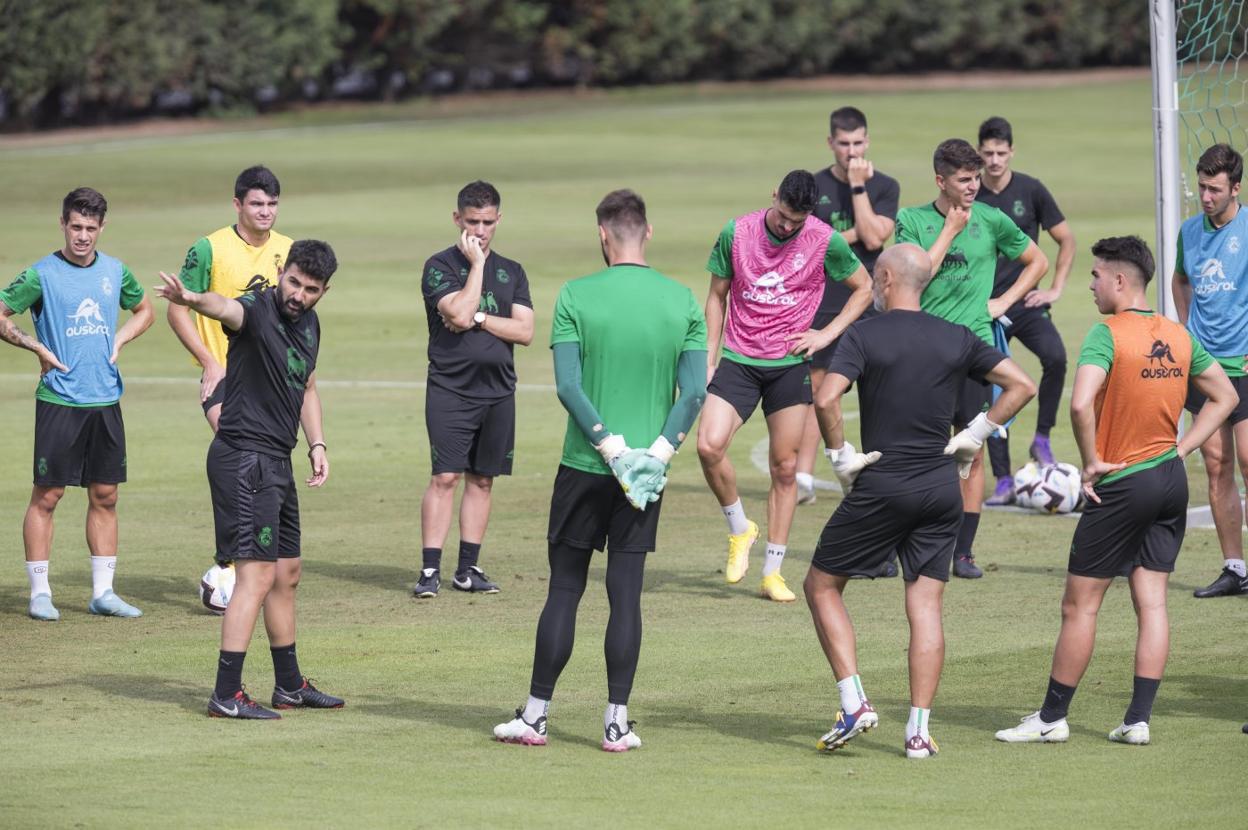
[0,318,42,352]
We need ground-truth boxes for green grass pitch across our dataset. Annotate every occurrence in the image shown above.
[0,75,1243,828]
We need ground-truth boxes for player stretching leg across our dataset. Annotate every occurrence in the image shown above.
[494,190,706,751]
[997,237,1234,745]
[158,241,343,719]
[699,170,870,601]
[805,244,1034,758]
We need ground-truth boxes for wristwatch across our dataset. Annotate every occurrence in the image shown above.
[472,311,486,329]
[851,185,867,195]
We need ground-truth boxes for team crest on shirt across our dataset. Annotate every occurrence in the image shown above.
[100,276,112,296]
[1229,236,1240,254]
[968,223,982,240]
[496,267,510,284]
[792,252,807,270]
[1012,199,1025,218]
[818,195,831,205]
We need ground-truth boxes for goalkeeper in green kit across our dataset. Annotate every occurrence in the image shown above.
[494,189,708,752]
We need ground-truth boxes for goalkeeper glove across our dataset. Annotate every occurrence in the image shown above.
[824,441,882,493]
[943,412,999,479]
[596,434,652,510]
[623,437,675,508]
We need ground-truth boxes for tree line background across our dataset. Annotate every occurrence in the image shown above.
[0,0,1149,129]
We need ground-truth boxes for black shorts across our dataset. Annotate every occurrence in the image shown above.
[426,384,515,476]
[811,478,962,582]
[707,358,812,424]
[201,374,226,414]
[955,377,991,430]
[1068,457,1187,578]
[1185,372,1248,425]
[546,465,663,553]
[33,400,127,487]
[207,439,301,562]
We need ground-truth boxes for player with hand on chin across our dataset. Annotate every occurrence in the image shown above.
[805,244,1034,758]
[157,240,342,720]
[494,189,706,752]
[996,236,1234,746]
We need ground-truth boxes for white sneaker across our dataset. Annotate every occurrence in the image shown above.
[796,478,817,506]
[602,721,641,752]
[493,709,547,746]
[1108,721,1150,745]
[995,711,1069,743]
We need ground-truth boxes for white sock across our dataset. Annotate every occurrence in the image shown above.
[522,695,549,723]
[26,560,50,599]
[721,499,749,535]
[605,702,629,734]
[90,555,116,599]
[836,674,866,714]
[762,543,786,577]
[907,706,931,741]
[796,472,814,490]
[1225,558,1247,578]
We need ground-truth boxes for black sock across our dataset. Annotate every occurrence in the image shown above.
[1124,676,1161,725]
[457,541,482,574]
[1040,675,1077,723]
[271,642,302,691]
[214,650,246,699]
[955,512,980,557]
[422,547,441,571]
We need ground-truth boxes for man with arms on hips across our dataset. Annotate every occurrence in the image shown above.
[168,165,293,603]
[974,117,1077,505]
[896,138,1048,578]
[796,106,900,516]
[997,236,1234,745]
[806,244,1035,758]
[494,189,707,752]
[418,180,533,598]
[0,187,154,621]
[1172,144,1248,598]
[157,240,342,719]
[699,169,871,602]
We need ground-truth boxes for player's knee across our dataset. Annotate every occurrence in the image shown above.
[429,472,462,492]
[238,562,277,594]
[30,486,64,513]
[770,455,798,484]
[88,485,118,510]
[279,559,302,590]
[465,474,493,493]
[697,434,725,466]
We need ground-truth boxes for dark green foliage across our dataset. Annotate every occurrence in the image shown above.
[0,0,1149,127]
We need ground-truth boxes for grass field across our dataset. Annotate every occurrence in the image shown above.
[0,74,1244,829]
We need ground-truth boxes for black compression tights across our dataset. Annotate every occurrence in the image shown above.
[529,543,647,706]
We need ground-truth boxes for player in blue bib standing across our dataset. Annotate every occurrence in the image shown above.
[0,188,154,621]
[1173,144,1248,598]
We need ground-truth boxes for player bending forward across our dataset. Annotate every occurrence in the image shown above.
[805,244,1035,758]
[157,241,343,720]
[494,189,706,751]
[996,236,1234,746]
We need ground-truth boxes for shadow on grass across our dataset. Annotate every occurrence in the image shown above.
[0,575,205,619]
[9,673,208,715]
[1153,673,1248,723]
[985,563,1207,595]
[643,702,897,757]
[351,696,601,750]
[302,560,416,595]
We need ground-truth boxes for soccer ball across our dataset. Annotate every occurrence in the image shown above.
[199,563,235,615]
[1012,461,1044,505]
[1026,462,1085,514]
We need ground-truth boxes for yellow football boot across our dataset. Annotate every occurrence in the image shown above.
[759,571,796,602]
[725,520,758,583]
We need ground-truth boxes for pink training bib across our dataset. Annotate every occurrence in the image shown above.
[724,209,834,360]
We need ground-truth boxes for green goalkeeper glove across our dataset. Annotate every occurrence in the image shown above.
[622,437,674,508]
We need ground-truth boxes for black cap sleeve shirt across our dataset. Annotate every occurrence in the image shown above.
[217,286,320,457]
[828,310,1007,495]
[421,245,532,401]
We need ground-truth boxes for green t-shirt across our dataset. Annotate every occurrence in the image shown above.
[550,265,708,475]
[895,201,1030,344]
[178,237,214,292]
[706,217,860,367]
[1077,310,1214,483]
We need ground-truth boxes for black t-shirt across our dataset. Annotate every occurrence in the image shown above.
[829,310,1006,495]
[421,246,532,400]
[218,286,321,458]
[974,171,1064,298]
[811,166,900,322]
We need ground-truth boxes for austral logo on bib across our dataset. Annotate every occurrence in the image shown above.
[1194,258,1236,297]
[742,270,796,305]
[1141,339,1184,379]
[66,298,107,337]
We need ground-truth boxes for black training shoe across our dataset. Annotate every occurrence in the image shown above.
[953,554,983,579]
[272,677,345,709]
[414,568,440,598]
[1193,567,1248,598]
[208,689,281,720]
[453,565,500,593]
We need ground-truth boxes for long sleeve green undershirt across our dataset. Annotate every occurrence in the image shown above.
[661,349,707,447]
